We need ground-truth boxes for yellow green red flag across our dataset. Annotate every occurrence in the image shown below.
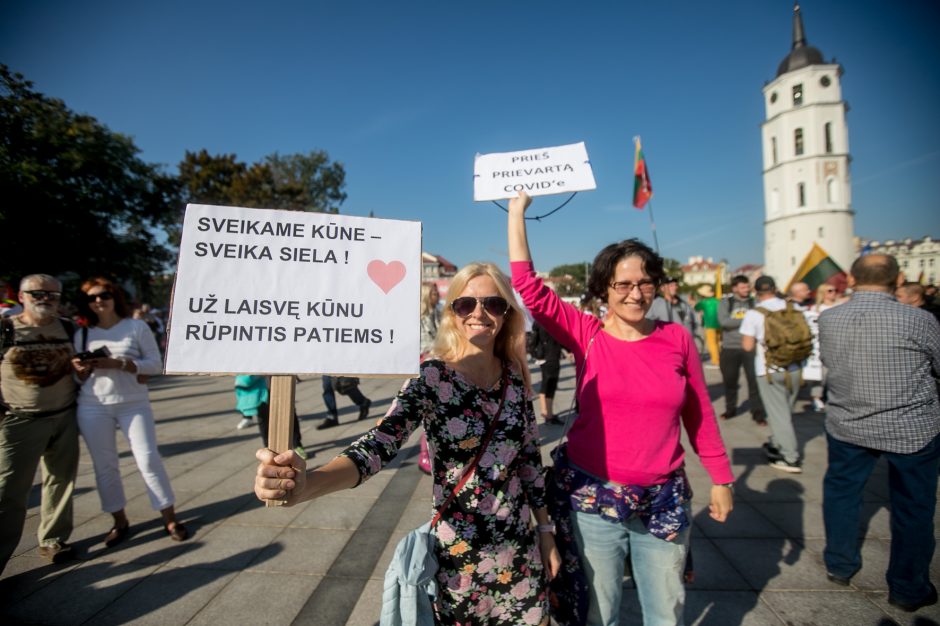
[632,137,653,209]
[786,243,845,293]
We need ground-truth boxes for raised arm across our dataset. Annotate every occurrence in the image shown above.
[507,191,533,263]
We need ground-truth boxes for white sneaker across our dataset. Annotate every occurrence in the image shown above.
[812,399,826,412]
[769,459,803,474]
[236,417,254,430]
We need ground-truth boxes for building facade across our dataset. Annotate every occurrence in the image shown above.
[859,236,940,285]
[761,3,855,285]
[682,256,728,287]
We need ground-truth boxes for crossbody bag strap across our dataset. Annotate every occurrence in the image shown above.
[431,366,510,528]
[559,328,600,440]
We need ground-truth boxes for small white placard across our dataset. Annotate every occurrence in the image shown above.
[164,204,421,376]
[801,310,822,382]
[473,142,596,201]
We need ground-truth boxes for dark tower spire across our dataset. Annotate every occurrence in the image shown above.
[776,2,824,76]
[792,2,807,49]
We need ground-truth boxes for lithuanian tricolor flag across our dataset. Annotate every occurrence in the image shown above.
[786,243,846,294]
[632,137,653,209]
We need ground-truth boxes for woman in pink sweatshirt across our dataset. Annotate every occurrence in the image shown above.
[508,192,734,626]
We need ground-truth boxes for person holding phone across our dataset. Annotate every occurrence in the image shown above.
[72,277,187,547]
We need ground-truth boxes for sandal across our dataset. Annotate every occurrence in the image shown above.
[104,523,130,548]
[164,522,189,542]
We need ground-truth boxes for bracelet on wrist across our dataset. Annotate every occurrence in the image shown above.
[536,522,555,534]
[715,482,735,493]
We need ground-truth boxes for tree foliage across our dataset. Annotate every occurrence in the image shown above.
[549,262,589,296]
[0,65,181,299]
[1,66,350,305]
[178,149,346,213]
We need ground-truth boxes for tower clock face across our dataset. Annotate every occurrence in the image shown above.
[820,75,831,87]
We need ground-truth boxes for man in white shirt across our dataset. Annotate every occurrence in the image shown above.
[741,276,803,473]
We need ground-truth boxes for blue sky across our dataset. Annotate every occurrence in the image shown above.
[3,0,939,273]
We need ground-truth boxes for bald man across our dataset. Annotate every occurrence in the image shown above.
[818,254,940,612]
[897,281,940,324]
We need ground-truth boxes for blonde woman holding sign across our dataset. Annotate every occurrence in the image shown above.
[255,262,560,625]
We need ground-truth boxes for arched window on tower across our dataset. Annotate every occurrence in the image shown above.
[826,177,839,203]
[824,122,833,154]
[793,84,803,106]
[818,227,825,238]
[771,137,777,165]
[795,128,804,156]
[797,183,806,207]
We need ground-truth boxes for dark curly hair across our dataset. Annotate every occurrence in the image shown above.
[586,238,665,300]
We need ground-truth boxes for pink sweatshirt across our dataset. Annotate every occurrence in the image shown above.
[513,261,734,486]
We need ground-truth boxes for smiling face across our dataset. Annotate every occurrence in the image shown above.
[454,275,507,352]
[606,255,656,324]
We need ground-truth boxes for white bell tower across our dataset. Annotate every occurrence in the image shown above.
[761,2,855,285]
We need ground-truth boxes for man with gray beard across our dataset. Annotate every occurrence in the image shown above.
[0,274,79,572]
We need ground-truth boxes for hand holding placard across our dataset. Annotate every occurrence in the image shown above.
[473,142,596,202]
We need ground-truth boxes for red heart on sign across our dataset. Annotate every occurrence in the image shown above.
[367,260,406,294]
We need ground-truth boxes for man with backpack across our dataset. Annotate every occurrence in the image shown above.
[740,275,813,473]
[0,274,80,572]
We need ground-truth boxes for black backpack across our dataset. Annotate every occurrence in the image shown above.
[0,316,78,362]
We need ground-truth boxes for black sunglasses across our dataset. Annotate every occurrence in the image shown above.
[86,292,114,302]
[451,296,511,318]
[23,290,61,300]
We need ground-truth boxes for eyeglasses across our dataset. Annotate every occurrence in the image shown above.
[86,292,114,302]
[451,296,510,318]
[609,280,657,295]
[23,290,61,300]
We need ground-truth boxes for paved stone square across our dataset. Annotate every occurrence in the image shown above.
[2,362,939,625]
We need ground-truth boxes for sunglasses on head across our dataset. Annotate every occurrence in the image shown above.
[451,296,510,318]
[86,292,114,302]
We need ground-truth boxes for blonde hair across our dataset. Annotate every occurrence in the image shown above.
[420,283,438,317]
[431,262,531,390]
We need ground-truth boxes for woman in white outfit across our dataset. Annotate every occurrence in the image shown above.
[72,277,187,546]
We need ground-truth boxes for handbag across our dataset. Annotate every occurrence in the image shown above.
[333,376,360,395]
[543,331,597,626]
[382,367,510,624]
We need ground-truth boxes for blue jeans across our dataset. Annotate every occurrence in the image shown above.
[823,431,940,603]
[571,507,690,626]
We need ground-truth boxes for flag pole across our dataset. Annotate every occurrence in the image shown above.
[646,200,660,255]
[632,135,659,254]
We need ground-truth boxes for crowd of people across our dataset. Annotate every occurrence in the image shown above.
[3,202,938,623]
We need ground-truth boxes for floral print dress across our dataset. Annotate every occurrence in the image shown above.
[341,359,549,625]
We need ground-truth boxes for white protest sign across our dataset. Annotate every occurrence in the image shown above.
[473,142,596,201]
[801,309,822,381]
[165,204,421,376]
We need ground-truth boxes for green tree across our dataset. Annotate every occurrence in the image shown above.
[178,150,346,213]
[549,262,590,296]
[663,257,684,283]
[0,65,181,300]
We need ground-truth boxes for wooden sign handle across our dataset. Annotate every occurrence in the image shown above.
[265,375,296,507]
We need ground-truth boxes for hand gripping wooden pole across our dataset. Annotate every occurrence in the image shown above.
[265,375,296,507]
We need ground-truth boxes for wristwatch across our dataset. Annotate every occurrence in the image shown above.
[715,482,735,494]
